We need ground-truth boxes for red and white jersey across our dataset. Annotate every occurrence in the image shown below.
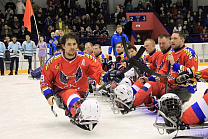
[195,68,208,82]
[40,51,107,98]
[143,49,161,73]
[161,46,198,93]
[181,92,208,125]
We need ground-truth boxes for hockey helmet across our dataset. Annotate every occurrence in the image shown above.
[119,77,133,86]
[114,84,134,103]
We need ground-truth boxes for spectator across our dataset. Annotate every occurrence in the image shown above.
[171,3,178,16]
[120,17,127,29]
[55,18,65,30]
[37,36,47,67]
[57,8,64,19]
[93,0,100,9]
[167,19,176,33]
[0,10,4,19]
[72,25,78,36]
[183,0,190,10]
[12,16,20,36]
[134,34,142,45]
[187,16,196,34]
[21,34,36,74]
[136,1,145,12]
[45,25,55,38]
[100,26,109,37]
[8,36,21,75]
[86,26,94,37]
[17,25,30,41]
[204,14,208,28]
[176,0,183,10]
[0,41,6,75]
[195,22,203,34]
[114,6,120,25]
[101,0,108,13]
[100,19,106,31]
[5,7,14,21]
[93,25,101,37]
[64,15,72,27]
[85,14,91,27]
[1,24,13,38]
[5,0,16,11]
[31,0,40,14]
[145,0,153,11]
[181,25,189,37]
[74,2,81,16]
[125,1,134,12]
[78,27,87,38]
[64,25,71,34]
[36,13,44,34]
[164,3,171,14]
[47,31,56,56]
[117,8,126,25]
[44,15,53,30]
[124,0,132,8]
[85,0,92,14]
[46,6,55,19]
[16,0,25,21]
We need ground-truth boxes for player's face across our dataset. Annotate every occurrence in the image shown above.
[93,45,101,56]
[62,38,77,59]
[12,37,17,42]
[158,37,170,53]
[26,35,30,41]
[128,48,137,58]
[116,27,122,34]
[171,33,184,50]
[116,44,124,53]
[144,40,155,54]
[85,44,93,54]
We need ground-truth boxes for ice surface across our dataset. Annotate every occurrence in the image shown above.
[0,66,208,139]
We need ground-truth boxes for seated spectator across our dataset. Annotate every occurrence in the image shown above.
[86,26,94,37]
[164,3,171,14]
[93,25,101,37]
[167,18,176,33]
[57,8,64,19]
[46,6,55,19]
[125,1,133,12]
[36,13,44,34]
[171,3,178,16]
[1,24,13,38]
[101,0,108,13]
[93,0,100,9]
[120,17,127,29]
[17,25,30,41]
[12,16,20,36]
[145,0,153,11]
[5,7,14,21]
[100,19,106,30]
[55,17,65,30]
[134,34,142,45]
[78,27,87,38]
[187,16,196,34]
[64,15,72,27]
[64,25,71,34]
[175,23,183,32]
[117,8,126,25]
[114,6,120,25]
[45,25,55,39]
[44,15,53,29]
[31,0,40,14]
[204,14,208,28]
[136,1,145,12]
[100,27,109,37]
[181,25,189,37]
[0,10,4,19]
[195,22,203,34]
[5,0,16,11]
[176,0,183,10]
[72,26,78,36]
[193,11,199,23]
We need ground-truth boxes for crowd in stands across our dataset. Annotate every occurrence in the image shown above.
[114,0,208,43]
[1,0,208,47]
[0,0,110,45]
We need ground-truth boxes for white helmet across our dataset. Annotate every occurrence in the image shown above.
[159,93,182,119]
[114,84,134,103]
[119,77,132,86]
[124,68,137,80]
[78,99,101,121]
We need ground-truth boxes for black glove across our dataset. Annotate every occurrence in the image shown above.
[106,69,124,83]
[109,56,112,60]
[175,68,194,84]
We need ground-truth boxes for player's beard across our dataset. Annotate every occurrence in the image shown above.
[65,49,76,58]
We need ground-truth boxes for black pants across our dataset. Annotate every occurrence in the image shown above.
[0,58,4,75]
[10,57,19,73]
[25,56,32,70]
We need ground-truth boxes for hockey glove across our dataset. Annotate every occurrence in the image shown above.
[106,69,124,83]
[175,68,194,84]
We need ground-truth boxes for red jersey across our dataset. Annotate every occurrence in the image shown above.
[195,68,208,82]
[40,52,107,98]
[92,53,109,71]
[162,46,198,93]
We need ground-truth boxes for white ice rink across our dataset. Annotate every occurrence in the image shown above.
[0,66,208,139]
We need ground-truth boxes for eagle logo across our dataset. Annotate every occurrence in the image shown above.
[59,66,83,88]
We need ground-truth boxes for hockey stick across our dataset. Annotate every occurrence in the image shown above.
[51,98,58,117]
[121,36,142,77]
[165,62,171,94]
[129,58,175,79]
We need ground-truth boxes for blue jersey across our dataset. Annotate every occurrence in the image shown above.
[8,41,22,58]
[22,40,36,57]
[0,42,6,58]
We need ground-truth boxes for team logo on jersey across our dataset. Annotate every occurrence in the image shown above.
[59,66,83,88]
[55,63,59,69]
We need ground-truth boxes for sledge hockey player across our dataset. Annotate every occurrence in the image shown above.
[156,68,208,134]
[113,32,198,114]
[40,32,123,130]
